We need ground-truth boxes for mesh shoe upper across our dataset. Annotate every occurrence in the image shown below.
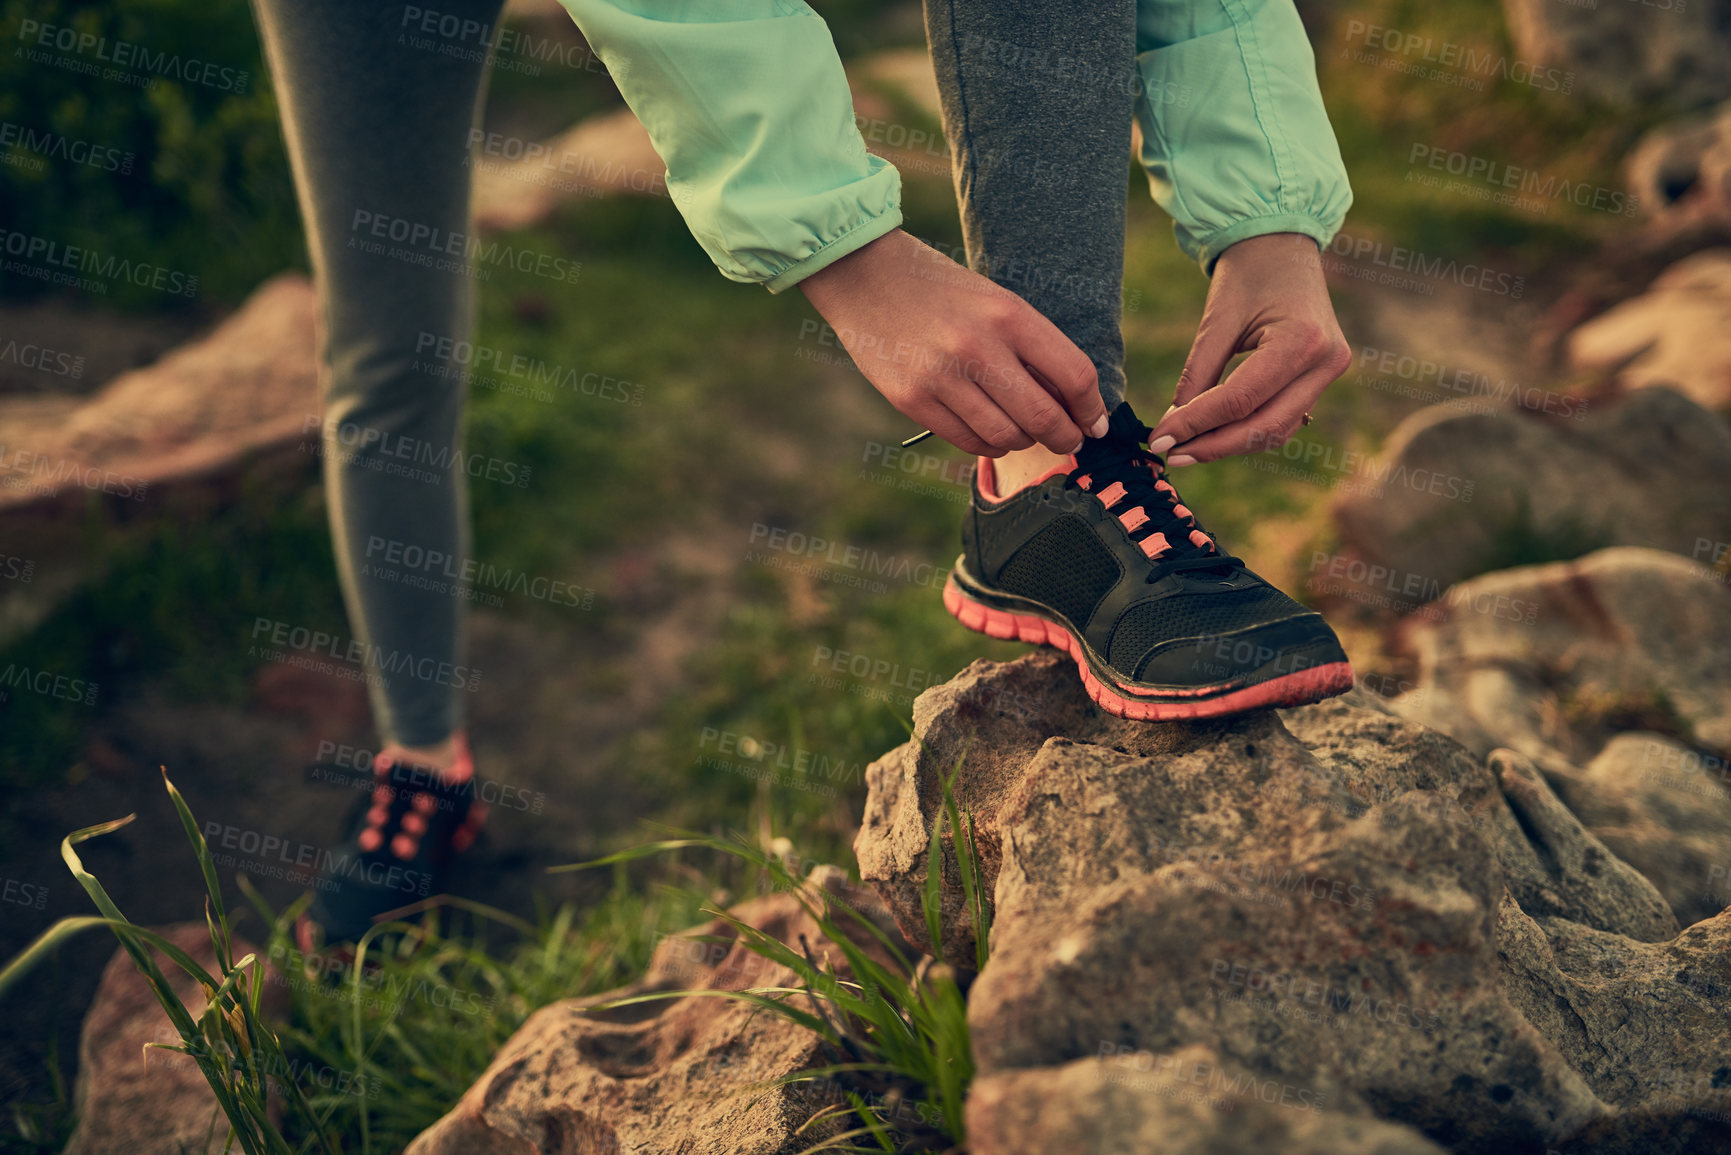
[963,401,1338,687]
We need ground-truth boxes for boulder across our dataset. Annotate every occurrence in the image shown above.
[1503,0,1731,110]
[0,273,318,517]
[1497,899,1731,1152]
[63,923,285,1155]
[1564,249,1731,410]
[856,650,1725,1152]
[1328,388,1731,599]
[1563,732,1731,927]
[1391,547,1731,768]
[406,873,906,1155]
[968,1047,1446,1155]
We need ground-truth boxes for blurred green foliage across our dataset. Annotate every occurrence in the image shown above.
[0,0,303,307]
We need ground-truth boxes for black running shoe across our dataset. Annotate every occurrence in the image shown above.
[943,401,1354,719]
[295,734,486,952]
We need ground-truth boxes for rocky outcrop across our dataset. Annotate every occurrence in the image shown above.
[63,924,284,1155]
[1503,0,1731,110]
[1328,389,1731,598]
[968,1047,1446,1155]
[1391,546,1731,767]
[0,273,318,517]
[1565,250,1731,410]
[855,647,1730,1153]
[407,872,905,1155]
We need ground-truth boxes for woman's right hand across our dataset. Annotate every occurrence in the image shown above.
[797,229,1108,457]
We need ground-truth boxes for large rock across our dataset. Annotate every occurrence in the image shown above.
[1328,388,1731,599]
[0,272,318,517]
[1503,0,1731,110]
[64,923,285,1155]
[1497,899,1731,1152]
[1565,249,1731,410]
[1392,547,1731,769]
[968,1047,1446,1155]
[407,873,904,1155]
[1565,732,1731,927]
[856,651,1725,1152]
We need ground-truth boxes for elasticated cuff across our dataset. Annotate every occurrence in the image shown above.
[763,206,904,294]
[1187,212,1332,275]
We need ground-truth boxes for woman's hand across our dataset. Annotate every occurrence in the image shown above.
[1149,232,1352,465]
[798,229,1109,457]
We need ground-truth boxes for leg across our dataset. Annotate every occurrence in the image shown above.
[924,0,1139,430]
[251,0,505,763]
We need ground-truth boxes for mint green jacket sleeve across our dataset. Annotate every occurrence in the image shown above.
[556,0,902,292]
[1134,0,1351,274]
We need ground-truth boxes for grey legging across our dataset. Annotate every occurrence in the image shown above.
[251,0,504,748]
[924,0,1137,413]
[251,0,1131,749]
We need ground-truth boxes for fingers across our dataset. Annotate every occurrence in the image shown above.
[1152,321,1348,453]
[1163,357,1340,464]
[1169,309,1244,412]
[991,363,1090,454]
[1011,307,1108,438]
[928,375,1035,456]
[907,396,997,457]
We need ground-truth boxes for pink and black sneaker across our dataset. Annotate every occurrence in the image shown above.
[295,733,486,952]
[944,401,1354,720]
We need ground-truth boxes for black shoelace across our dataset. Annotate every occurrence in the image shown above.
[1071,418,1241,584]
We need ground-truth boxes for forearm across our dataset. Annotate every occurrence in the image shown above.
[1133,0,1352,273]
[556,0,902,290]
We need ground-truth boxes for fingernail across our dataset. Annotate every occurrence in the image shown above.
[1166,454,1197,468]
[1149,435,1177,456]
[1161,404,1178,420]
[1088,414,1109,438]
